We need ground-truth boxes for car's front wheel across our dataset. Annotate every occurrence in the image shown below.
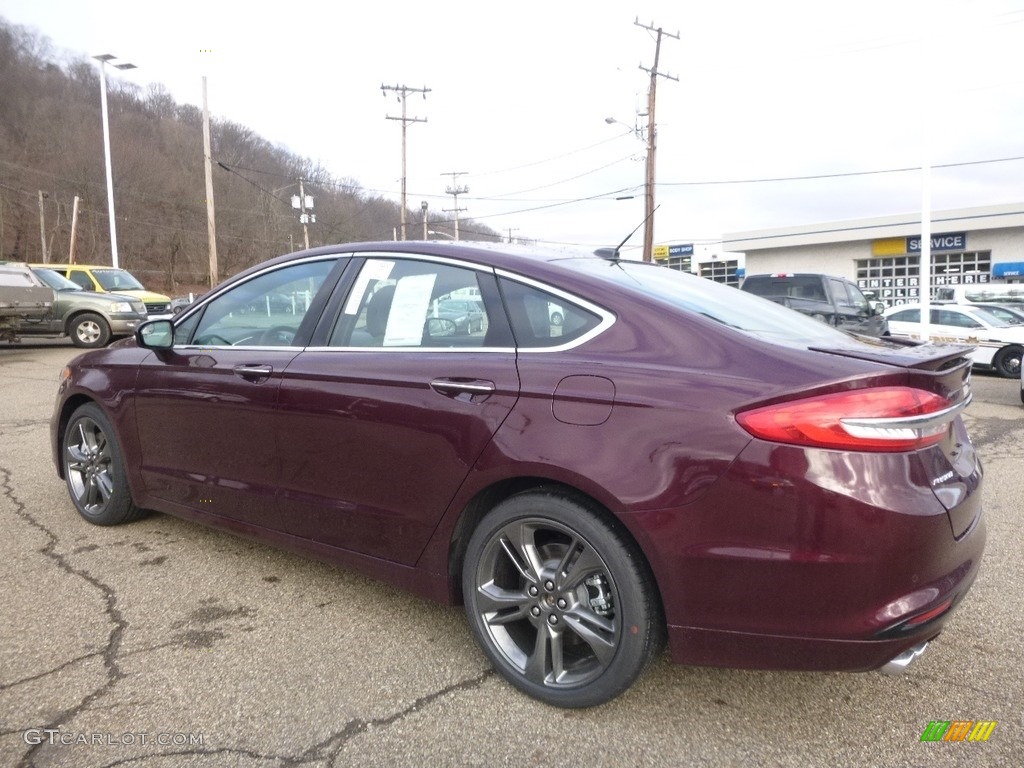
[69,313,111,348]
[63,403,145,526]
[993,344,1022,378]
[462,490,663,708]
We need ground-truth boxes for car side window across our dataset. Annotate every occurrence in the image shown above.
[67,271,93,290]
[935,309,980,329]
[890,309,919,322]
[329,258,496,348]
[183,259,334,347]
[842,282,871,312]
[499,278,601,348]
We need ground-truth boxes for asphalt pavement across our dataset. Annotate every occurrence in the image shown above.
[1,340,1021,767]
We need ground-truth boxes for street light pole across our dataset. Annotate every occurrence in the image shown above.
[94,54,136,270]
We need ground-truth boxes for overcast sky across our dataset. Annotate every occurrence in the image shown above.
[3,0,1023,258]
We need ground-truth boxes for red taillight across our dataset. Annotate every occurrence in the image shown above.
[736,387,960,452]
[903,599,953,629]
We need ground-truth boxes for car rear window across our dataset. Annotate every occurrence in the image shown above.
[583,261,850,345]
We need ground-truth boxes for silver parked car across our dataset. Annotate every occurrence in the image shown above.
[20,268,148,347]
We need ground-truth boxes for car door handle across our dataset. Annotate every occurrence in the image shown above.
[233,364,273,381]
[430,378,496,396]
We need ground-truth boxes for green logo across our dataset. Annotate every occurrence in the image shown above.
[920,721,996,742]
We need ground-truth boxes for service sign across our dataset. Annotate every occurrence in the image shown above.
[907,232,967,253]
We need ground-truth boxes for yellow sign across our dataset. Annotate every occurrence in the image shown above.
[872,238,906,256]
[653,245,670,261]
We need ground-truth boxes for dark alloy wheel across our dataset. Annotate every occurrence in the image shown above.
[69,313,111,348]
[63,403,144,526]
[462,490,663,708]
[993,345,1022,378]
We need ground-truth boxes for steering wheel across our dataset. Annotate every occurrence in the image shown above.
[260,326,297,346]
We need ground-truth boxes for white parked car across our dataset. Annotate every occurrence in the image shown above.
[884,304,1024,378]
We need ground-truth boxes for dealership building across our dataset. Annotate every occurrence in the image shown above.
[719,202,1024,307]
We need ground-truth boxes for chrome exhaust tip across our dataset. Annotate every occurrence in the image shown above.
[880,641,929,675]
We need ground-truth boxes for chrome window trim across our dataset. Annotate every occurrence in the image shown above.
[170,253,346,327]
[170,252,616,354]
[174,344,306,353]
[352,251,497,274]
[302,345,517,354]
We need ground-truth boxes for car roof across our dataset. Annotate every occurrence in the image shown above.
[224,241,646,299]
[29,263,128,270]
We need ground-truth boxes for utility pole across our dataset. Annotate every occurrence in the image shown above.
[507,227,519,244]
[202,76,219,286]
[636,17,678,262]
[382,83,430,240]
[442,171,468,241]
[37,191,49,263]
[292,179,315,249]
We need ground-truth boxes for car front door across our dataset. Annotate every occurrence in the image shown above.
[273,254,520,565]
[132,256,341,528]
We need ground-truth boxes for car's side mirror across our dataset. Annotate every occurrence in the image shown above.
[136,319,174,349]
[424,317,457,339]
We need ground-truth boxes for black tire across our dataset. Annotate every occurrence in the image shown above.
[69,313,111,348]
[993,345,1022,379]
[62,403,145,526]
[462,490,663,708]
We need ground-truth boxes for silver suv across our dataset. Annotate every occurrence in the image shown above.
[17,267,148,347]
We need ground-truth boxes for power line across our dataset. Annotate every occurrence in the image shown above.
[658,155,1024,187]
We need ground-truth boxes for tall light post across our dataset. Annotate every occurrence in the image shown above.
[605,116,646,255]
[94,54,136,269]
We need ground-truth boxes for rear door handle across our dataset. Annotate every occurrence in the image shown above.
[233,364,273,381]
[430,378,496,396]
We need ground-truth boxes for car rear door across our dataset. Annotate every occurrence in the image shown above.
[273,254,520,565]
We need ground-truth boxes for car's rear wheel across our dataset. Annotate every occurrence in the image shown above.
[993,344,1022,378]
[69,313,111,348]
[462,490,663,708]
[63,403,144,526]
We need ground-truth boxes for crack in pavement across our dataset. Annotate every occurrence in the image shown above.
[93,668,496,767]
[0,650,105,692]
[3,464,498,766]
[1,465,130,768]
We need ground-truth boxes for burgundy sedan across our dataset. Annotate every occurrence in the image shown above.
[52,242,985,707]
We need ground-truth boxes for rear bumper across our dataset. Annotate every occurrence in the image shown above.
[623,437,986,672]
[665,626,941,673]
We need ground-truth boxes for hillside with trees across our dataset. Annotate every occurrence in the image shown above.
[0,18,501,294]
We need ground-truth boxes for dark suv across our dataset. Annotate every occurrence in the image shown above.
[741,273,888,336]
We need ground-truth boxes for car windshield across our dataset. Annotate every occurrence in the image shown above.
[92,269,145,291]
[969,307,1012,328]
[33,268,83,291]
[582,260,855,344]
